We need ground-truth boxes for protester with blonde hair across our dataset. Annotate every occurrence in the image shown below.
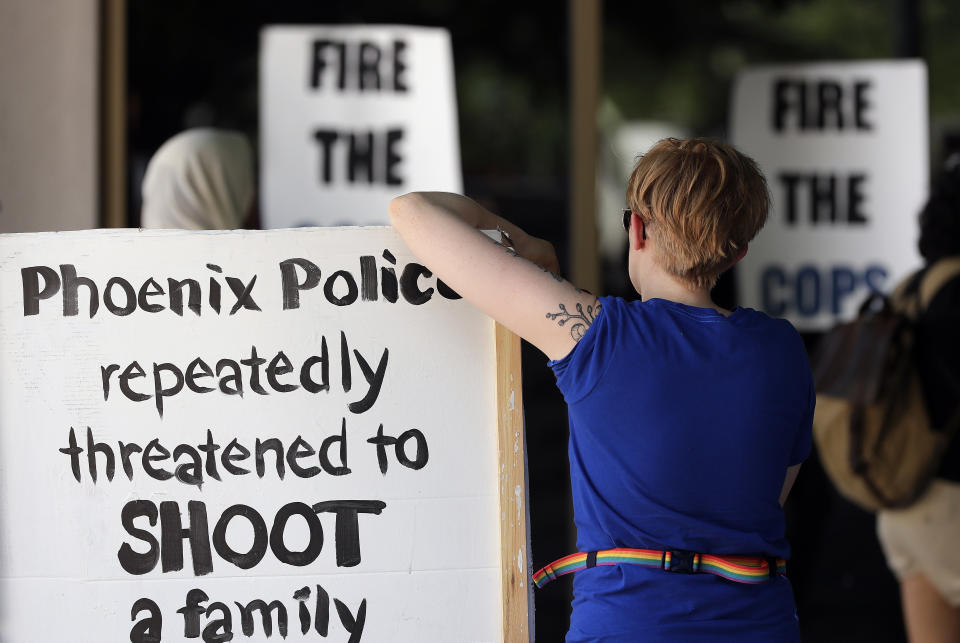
[141,128,255,230]
[390,138,813,641]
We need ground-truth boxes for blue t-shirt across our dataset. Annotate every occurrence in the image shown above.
[549,296,814,642]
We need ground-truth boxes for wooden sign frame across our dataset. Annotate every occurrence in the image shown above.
[496,324,531,642]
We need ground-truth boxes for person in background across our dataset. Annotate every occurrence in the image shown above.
[390,138,813,641]
[140,128,256,230]
[877,160,960,643]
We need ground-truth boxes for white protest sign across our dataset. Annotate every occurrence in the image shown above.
[260,26,463,228]
[0,228,505,642]
[731,60,928,330]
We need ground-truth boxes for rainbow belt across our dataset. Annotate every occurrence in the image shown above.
[533,548,787,589]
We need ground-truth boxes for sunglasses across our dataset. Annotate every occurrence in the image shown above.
[622,209,647,240]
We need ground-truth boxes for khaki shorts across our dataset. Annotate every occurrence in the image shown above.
[877,479,960,606]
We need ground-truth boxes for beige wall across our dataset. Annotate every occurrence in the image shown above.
[0,0,99,233]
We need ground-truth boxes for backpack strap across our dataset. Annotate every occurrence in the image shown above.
[921,258,960,423]
[894,258,960,318]
[891,267,928,319]
[921,257,960,308]
[900,257,960,439]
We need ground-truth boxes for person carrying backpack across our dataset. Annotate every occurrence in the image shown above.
[876,161,960,643]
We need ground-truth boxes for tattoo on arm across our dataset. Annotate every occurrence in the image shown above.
[488,234,563,282]
[546,301,602,341]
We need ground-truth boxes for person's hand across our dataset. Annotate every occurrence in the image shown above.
[515,234,561,275]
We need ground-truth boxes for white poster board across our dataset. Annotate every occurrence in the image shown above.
[0,228,504,642]
[731,60,928,331]
[260,26,463,228]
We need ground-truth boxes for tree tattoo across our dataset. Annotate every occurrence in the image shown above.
[546,301,601,340]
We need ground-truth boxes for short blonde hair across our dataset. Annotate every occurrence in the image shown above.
[626,137,769,290]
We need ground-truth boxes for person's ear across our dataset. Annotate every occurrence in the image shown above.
[630,213,646,251]
[727,244,748,268]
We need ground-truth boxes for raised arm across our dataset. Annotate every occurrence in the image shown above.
[388,192,600,361]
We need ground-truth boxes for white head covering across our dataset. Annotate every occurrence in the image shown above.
[141,128,254,230]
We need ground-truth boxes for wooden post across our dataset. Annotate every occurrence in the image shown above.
[569,0,602,294]
[100,0,126,228]
[496,323,531,642]
[894,0,921,58]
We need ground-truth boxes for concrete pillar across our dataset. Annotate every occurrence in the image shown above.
[0,0,99,232]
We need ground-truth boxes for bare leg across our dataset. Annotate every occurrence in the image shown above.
[901,574,960,643]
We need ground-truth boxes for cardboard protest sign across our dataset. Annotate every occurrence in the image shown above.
[731,60,928,331]
[260,26,462,228]
[0,227,522,642]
